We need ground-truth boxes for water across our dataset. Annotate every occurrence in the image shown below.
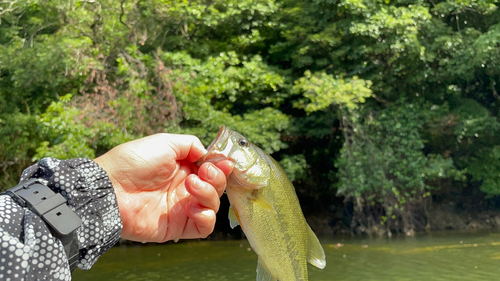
[73,231,500,280]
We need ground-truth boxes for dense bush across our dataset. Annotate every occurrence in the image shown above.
[1,0,499,234]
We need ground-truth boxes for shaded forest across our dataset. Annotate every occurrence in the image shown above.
[1,0,500,236]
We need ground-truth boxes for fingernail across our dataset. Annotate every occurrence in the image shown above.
[207,164,217,181]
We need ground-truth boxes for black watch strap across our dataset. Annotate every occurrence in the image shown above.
[3,178,82,270]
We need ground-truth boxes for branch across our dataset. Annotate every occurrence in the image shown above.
[0,157,19,172]
[370,93,393,105]
[0,0,19,17]
[160,29,169,47]
[119,0,132,30]
[28,22,57,47]
[492,84,500,101]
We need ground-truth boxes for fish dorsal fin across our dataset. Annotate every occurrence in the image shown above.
[249,191,276,213]
[228,206,240,229]
[257,257,277,281]
[307,224,326,269]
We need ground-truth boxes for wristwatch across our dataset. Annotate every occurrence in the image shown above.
[2,178,82,271]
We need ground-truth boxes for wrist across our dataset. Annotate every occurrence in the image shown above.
[93,155,128,236]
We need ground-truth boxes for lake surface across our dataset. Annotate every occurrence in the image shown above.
[73,231,500,280]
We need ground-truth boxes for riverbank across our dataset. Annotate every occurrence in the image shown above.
[115,197,500,245]
[306,206,500,238]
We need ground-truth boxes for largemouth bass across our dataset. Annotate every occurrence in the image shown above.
[198,125,326,281]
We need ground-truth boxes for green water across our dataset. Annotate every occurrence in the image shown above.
[73,231,500,280]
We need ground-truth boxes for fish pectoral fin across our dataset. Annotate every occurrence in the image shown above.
[307,224,326,269]
[257,258,277,281]
[249,191,276,213]
[228,206,240,229]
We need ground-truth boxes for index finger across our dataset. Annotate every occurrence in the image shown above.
[197,162,232,197]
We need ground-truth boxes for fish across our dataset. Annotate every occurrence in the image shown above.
[197,125,326,281]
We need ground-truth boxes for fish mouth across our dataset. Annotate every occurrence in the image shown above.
[207,125,229,151]
[196,125,232,165]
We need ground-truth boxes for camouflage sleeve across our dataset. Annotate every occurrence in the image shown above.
[0,157,122,280]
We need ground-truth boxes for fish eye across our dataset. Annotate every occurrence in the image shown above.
[238,138,249,147]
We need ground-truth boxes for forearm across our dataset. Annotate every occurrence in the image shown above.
[0,157,122,280]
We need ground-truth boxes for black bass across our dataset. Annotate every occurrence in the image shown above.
[198,125,326,281]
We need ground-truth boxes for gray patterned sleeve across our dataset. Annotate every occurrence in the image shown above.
[0,157,122,280]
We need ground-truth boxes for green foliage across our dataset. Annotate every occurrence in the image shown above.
[279,154,309,182]
[1,0,500,234]
[293,70,372,112]
[451,99,499,140]
[33,95,96,161]
[159,50,290,153]
[336,103,455,196]
[335,102,456,232]
[468,146,500,195]
[0,112,37,188]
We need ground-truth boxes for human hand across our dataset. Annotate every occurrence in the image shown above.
[93,133,233,243]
